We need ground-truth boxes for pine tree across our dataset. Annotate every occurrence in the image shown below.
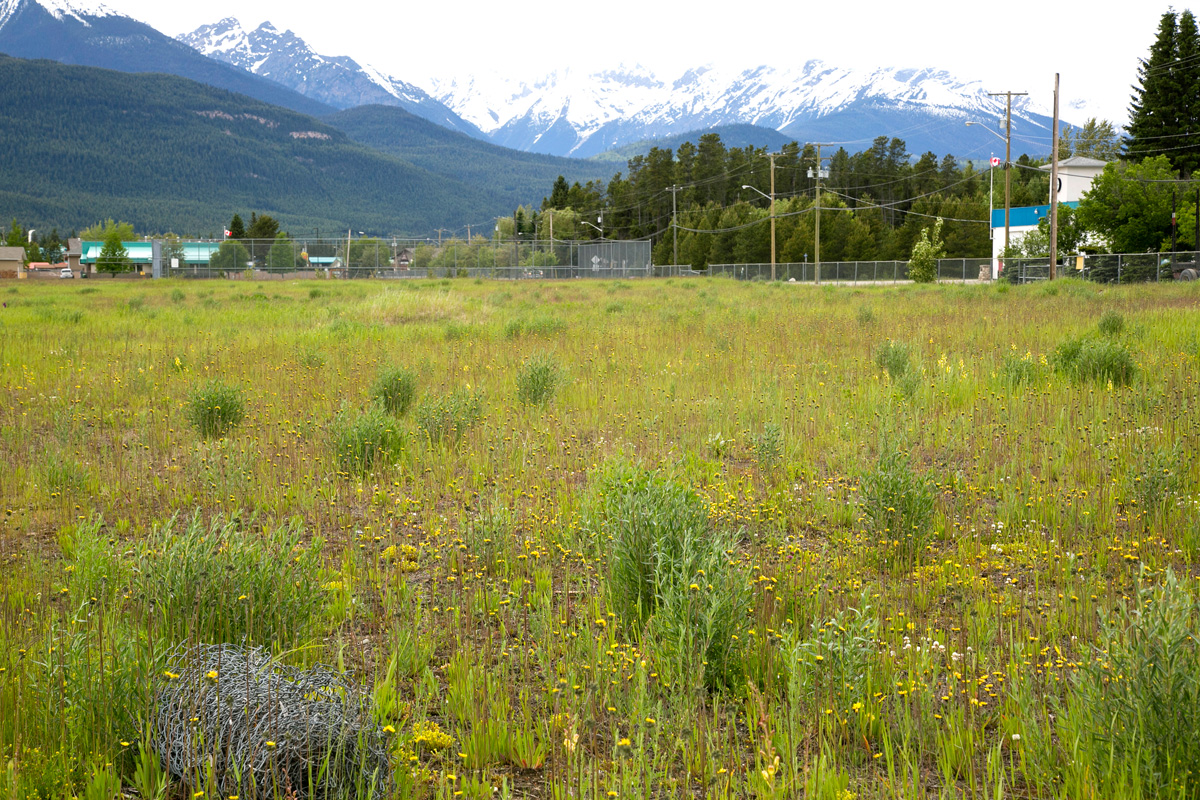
[1173,10,1200,174]
[1125,10,1200,173]
[228,214,246,240]
[96,226,131,274]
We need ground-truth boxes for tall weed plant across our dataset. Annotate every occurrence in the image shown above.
[333,404,406,475]
[592,462,750,689]
[1052,335,1138,386]
[859,445,935,564]
[371,365,417,416]
[1072,569,1199,798]
[515,353,562,406]
[416,388,484,443]
[133,513,325,645]
[185,379,246,439]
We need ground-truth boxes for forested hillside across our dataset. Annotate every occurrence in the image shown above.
[0,56,516,235]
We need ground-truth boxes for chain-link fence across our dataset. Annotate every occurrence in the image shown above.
[149,237,654,280]
[706,259,991,283]
[98,237,1200,285]
[999,252,1199,284]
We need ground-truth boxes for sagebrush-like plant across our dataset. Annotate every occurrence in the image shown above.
[515,353,562,406]
[1073,569,1200,797]
[591,462,750,690]
[859,445,935,563]
[415,388,484,443]
[134,513,325,645]
[185,379,246,439]
[874,340,913,380]
[334,405,406,474]
[371,366,418,416]
[1052,336,1137,385]
[1097,309,1126,337]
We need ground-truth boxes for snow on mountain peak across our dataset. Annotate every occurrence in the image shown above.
[0,0,115,30]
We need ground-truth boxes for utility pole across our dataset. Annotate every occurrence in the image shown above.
[769,152,777,282]
[809,144,832,285]
[1049,74,1060,280]
[987,90,1027,264]
[669,185,680,270]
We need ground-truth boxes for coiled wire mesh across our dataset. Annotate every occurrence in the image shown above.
[150,643,392,799]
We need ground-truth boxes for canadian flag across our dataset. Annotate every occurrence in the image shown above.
[224,228,232,238]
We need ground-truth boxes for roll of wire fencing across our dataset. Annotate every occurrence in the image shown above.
[150,643,392,799]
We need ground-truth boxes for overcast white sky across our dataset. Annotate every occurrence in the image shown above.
[104,0,1165,125]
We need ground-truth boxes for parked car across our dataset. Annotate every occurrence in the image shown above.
[59,267,73,279]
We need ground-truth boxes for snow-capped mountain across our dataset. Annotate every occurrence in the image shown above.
[0,0,331,116]
[429,62,1061,159]
[0,0,113,27]
[178,18,481,137]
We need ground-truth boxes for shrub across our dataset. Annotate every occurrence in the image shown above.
[415,388,484,443]
[515,353,562,406]
[907,218,945,283]
[1097,309,1126,336]
[858,446,935,563]
[1072,569,1200,797]
[1124,440,1184,515]
[591,462,750,690]
[1052,336,1138,386]
[752,422,784,470]
[334,405,406,474]
[372,365,418,415]
[874,340,912,380]
[185,379,246,439]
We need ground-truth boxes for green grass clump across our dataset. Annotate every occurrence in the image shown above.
[372,365,418,415]
[415,388,484,443]
[1052,336,1138,385]
[1072,570,1200,797]
[515,353,562,406]
[592,462,750,690]
[999,350,1045,386]
[135,513,325,645]
[874,339,912,380]
[185,379,246,438]
[1098,308,1126,336]
[334,405,407,474]
[858,445,935,564]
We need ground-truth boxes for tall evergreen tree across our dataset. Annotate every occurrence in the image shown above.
[1125,10,1200,173]
[228,214,246,240]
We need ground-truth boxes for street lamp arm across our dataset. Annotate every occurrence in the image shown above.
[965,121,1007,145]
[740,185,772,202]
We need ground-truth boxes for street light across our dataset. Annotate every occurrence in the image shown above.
[967,120,1012,273]
[581,220,603,238]
[742,184,776,281]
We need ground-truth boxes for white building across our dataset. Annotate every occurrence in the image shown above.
[990,156,1109,275]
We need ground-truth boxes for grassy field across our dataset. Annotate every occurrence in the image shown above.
[0,276,1198,800]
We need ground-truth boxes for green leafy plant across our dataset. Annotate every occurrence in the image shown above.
[185,379,246,439]
[415,388,484,443]
[134,513,325,644]
[1073,569,1200,797]
[515,353,562,406]
[875,340,913,380]
[1052,336,1138,385]
[859,445,935,563]
[907,218,945,283]
[1098,309,1126,336]
[372,366,418,415]
[591,462,750,690]
[333,405,406,474]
